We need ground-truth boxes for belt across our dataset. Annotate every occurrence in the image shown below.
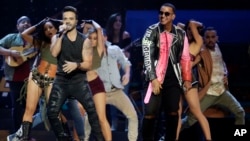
[111,85,117,92]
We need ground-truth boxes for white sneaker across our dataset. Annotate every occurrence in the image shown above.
[7,134,36,141]
[7,133,17,141]
[158,135,165,141]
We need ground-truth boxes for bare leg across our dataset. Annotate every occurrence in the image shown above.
[93,92,112,141]
[184,88,211,140]
[23,79,42,122]
[176,96,183,140]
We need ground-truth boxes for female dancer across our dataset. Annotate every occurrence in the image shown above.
[177,20,212,141]
[8,18,84,141]
[83,20,112,141]
[105,12,131,49]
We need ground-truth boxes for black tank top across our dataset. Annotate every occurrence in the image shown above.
[56,32,87,83]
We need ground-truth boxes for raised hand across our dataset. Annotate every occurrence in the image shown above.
[35,17,49,29]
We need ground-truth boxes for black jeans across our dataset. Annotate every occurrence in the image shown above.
[47,77,104,140]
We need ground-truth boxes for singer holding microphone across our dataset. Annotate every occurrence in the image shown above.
[47,6,104,141]
[58,23,70,38]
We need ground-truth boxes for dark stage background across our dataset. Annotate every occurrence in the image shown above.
[0,0,250,140]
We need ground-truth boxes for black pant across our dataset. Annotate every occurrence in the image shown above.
[9,81,26,132]
[47,77,104,141]
[142,85,183,141]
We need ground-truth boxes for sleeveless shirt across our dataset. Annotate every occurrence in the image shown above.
[56,32,87,82]
[40,43,57,65]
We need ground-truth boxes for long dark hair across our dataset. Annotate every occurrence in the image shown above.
[105,13,125,43]
[33,18,61,46]
[184,19,205,43]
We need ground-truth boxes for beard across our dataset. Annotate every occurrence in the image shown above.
[206,43,215,50]
[67,24,76,32]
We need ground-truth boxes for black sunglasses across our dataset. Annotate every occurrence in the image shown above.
[159,11,172,17]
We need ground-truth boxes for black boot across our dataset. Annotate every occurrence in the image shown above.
[142,118,156,141]
[61,122,73,141]
[164,115,178,141]
[13,121,32,141]
[62,122,73,140]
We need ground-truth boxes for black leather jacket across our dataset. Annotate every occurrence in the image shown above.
[142,23,191,86]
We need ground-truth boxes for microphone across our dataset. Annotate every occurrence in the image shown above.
[58,24,70,37]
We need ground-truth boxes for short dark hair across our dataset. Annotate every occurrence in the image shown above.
[161,3,176,14]
[204,27,218,38]
[205,26,216,31]
[62,6,78,19]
